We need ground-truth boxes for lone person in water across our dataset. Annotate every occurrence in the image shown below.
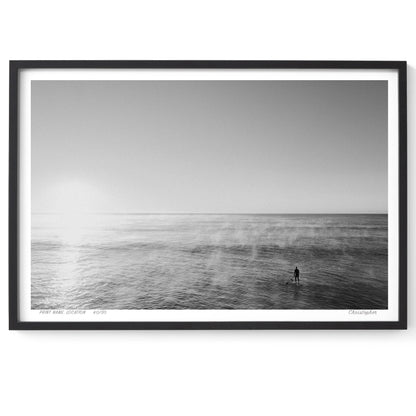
[294,267,300,284]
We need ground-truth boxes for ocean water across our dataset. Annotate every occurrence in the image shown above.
[31,214,388,310]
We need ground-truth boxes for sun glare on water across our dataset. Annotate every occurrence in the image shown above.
[44,179,108,244]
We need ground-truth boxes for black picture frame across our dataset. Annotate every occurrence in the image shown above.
[9,60,407,330]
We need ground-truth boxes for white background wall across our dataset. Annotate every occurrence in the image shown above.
[0,1,414,415]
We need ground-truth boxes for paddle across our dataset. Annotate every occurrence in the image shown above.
[285,270,301,285]
[285,276,294,285]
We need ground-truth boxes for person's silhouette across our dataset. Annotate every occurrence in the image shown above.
[294,267,300,284]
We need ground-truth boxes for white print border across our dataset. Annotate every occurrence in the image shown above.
[18,67,399,323]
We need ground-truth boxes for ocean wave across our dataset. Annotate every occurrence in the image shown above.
[31,214,388,310]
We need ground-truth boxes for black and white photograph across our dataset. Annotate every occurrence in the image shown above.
[9,61,406,329]
[4,3,415,416]
[31,79,389,310]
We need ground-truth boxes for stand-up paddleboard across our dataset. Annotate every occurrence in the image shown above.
[285,278,301,286]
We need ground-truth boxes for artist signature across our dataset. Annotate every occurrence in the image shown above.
[348,310,377,315]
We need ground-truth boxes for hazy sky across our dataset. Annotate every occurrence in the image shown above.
[32,80,387,213]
